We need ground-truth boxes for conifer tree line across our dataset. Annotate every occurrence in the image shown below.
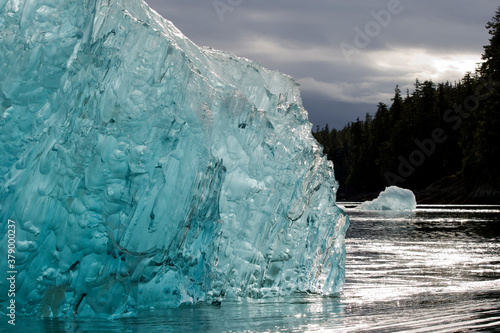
[313,7,500,200]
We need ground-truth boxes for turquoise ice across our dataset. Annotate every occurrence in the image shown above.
[358,186,417,211]
[0,0,348,318]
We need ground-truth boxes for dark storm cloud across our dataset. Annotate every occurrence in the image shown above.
[144,0,498,128]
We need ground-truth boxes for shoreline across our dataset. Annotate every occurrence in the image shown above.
[337,176,500,205]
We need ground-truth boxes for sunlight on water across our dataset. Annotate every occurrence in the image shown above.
[340,204,500,332]
[3,205,500,332]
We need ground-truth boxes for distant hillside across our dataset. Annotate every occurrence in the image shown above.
[314,7,500,204]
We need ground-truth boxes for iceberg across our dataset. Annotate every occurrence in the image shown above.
[0,0,348,318]
[357,186,417,211]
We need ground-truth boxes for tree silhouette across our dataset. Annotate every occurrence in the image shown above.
[313,7,500,202]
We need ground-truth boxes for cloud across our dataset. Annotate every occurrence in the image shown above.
[144,0,499,127]
[298,77,389,105]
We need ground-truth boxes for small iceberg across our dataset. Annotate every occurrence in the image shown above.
[357,186,416,211]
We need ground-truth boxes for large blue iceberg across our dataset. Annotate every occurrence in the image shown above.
[0,0,348,318]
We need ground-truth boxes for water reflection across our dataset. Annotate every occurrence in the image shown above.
[4,205,500,332]
[344,204,500,242]
[341,204,500,331]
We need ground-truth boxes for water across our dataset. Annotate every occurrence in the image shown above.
[4,205,500,332]
[341,203,500,332]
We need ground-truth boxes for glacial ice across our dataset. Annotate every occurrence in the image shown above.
[0,0,348,318]
[357,186,417,211]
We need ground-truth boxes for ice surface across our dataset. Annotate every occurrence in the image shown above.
[0,0,348,318]
[357,186,417,211]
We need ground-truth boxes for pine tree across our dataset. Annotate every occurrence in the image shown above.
[472,6,500,185]
[481,7,500,80]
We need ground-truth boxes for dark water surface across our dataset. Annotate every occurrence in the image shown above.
[4,205,500,332]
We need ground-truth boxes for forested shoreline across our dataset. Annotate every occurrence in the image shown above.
[313,8,500,203]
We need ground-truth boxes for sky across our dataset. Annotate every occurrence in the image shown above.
[144,0,498,129]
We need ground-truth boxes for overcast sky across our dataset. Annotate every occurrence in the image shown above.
[144,0,498,129]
